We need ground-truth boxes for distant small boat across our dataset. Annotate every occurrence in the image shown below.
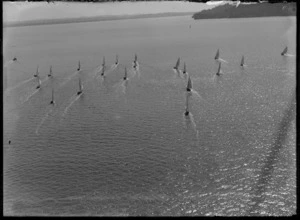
[102,56,106,67]
[133,54,137,68]
[186,76,192,92]
[174,57,180,70]
[216,62,222,76]
[281,46,288,56]
[115,54,119,65]
[13,57,17,61]
[77,61,81,71]
[36,76,41,89]
[215,49,220,60]
[77,77,83,95]
[34,65,39,77]
[240,55,245,67]
[185,95,189,116]
[123,67,128,80]
[134,53,137,63]
[50,87,55,105]
[183,62,187,74]
[48,65,53,77]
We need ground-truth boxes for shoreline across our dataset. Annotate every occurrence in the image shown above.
[193,2,296,20]
[3,12,194,28]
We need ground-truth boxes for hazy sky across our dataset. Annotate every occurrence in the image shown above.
[3,1,215,22]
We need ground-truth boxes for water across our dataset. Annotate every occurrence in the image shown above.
[3,16,296,216]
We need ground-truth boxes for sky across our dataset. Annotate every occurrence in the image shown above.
[3,1,216,23]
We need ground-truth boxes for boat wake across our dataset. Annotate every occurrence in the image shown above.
[173,69,182,79]
[109,63,119,72]
[216,58,228,63]
[95,66,105,79]
[4,60,15,68]
[5,77,35,95]
[35,106,55,134]
[190,89,212,106]
[183,111,199,142]
[132,62,140,78]
[183,92,199,142]
[59,70,80,88]
[114,79,128,95]
[62,93,83,118]
[21,86,41,105]
[283,53,295,57]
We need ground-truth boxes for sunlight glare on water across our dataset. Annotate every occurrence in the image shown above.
[3,15,296,216]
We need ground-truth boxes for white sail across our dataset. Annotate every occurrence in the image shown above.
[174,57,180,69]
[187,76,192,91]
[281,46,288,56]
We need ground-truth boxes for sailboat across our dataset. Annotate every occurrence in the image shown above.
[115,54,119,65]
[13,57,17,62]
[216,62,222,76]
[50,87,55,105]
[281,46,288,56]
[77,77,83,95]
[34,65,39,77]
[36,76,41,89]
[48,65,53,77]
[101,57,106,76]
[240,55,245,67]
[174,57,180,70]
[123,67,128,80]
[77,61,81,71]
[214,49,220,60]
[186,76,192,92]
[184,93,190,116]
[183,62,187,74]
[133,54,137,68]
[102,56,106,67]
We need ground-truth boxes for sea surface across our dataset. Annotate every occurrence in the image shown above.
[3,15,296,216]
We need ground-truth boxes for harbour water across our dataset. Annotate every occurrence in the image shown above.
[3,15,296,216]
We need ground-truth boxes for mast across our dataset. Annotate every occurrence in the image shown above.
[102,56,105,67]
[124,67,127,80]
[35,65,39,77]
[78,61,81,71]
[50,87,55,104]
[217,62,221,75]
[49,65,52,76]
[115,54,118,64]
